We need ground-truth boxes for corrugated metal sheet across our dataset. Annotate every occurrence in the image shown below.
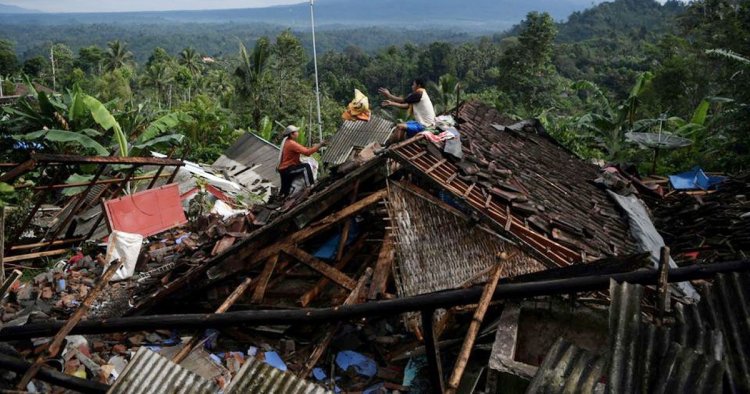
[694,272,750,393]
[107,347,217,394]
[386,181,545,298]
[526,279,729,394]
[225,357,332,394]
[321,116,393,166]
[604,279,725,394]
[526,338,604,394]
[213,132,280,194]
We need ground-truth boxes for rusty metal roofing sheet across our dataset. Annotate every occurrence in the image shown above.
[386,181,545,297]
[321,115,393,166]
[213,132,280,189]
[526,338,604,394]
[225,357,332,394]
[104,183,187,237]
[107,347,217,394]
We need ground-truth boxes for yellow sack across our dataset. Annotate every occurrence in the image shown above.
[342,89,371,121]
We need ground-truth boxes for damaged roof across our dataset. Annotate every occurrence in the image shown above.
[390,101,639,268]
[212,132,281,191]
[321,115,393,167]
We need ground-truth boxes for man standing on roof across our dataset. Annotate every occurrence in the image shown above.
[379,78,436,142]
[277,125,322,197]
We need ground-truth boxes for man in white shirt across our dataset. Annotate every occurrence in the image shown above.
[379,78,436,142]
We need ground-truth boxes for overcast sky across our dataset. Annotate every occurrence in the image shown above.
[4,0,304,13]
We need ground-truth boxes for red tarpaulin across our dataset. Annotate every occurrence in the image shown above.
[104,183,187,237]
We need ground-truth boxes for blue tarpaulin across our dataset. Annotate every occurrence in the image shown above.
[313,220,360,261]
[669,166,725,190]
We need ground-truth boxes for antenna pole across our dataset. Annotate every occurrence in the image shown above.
[310,0,323,143]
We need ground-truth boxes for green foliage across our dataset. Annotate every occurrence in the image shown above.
[0,39,18,75]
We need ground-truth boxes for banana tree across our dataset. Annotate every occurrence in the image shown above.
[5,85,187,157]
[573,72,654,161]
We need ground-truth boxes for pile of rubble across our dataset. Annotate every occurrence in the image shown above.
[0,101,748,393]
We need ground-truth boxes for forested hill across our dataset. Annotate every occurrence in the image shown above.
[0,0,601,29]
[0,3,39,14]
[557,0,686,42]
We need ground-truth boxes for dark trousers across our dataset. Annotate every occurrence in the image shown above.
[279,163,314,196]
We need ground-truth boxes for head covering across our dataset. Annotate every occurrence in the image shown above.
[283,125,299,137]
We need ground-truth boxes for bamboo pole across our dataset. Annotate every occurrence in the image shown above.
[445,262,504,393]
[1,259,747,341]
[172,277,253,363]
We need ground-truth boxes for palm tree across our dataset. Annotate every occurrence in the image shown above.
[428,73,460,114]
[142,63,173,108]
[179,47,202,76]
[234,38,271,128]
[104,40,134,72]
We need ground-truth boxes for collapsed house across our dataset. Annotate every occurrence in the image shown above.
[0,101,747,393]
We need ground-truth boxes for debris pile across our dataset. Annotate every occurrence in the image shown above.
[0,101,748,393]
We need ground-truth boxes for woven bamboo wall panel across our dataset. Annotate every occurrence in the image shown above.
[386,182,545,297]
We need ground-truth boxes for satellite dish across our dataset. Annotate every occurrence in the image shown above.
[626,131,693,174]
[625,132,692,149]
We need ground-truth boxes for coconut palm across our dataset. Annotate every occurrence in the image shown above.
[234,38,271,128]
[428,73,460,114]
[104,40,134,72]
[142,62,174,108]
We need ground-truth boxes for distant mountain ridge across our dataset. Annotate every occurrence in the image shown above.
[0,0,604,30]
[0,3,40,13]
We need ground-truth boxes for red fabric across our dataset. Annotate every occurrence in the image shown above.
[279,139,319,171]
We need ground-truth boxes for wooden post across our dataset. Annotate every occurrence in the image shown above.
[0,269,21,300]
[335,182,359,262]
[17,259,123,389]
[368,230,394,300]
[656,246,670,326]
[422,308,444,393]
[173,277,253,363]
[0,205,5,283]
[251,255,279,304]
[445,264,504,393]
[299,268,372,378]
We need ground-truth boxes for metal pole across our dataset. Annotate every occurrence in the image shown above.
[310,0,323,143]
[0,75,4,97]
[50,45,56,92]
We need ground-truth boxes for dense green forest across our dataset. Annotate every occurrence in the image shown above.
[0,0,748,195]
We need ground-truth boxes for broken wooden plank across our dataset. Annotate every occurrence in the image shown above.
[425,159,448,175]
[173,277,253,363]
[17,259,123,389]
[251,255,279,304]
[368,231,394,300]
[282,246,356,290]
[3,249,69,263]
[0,270,22,301]
[446,262,504,393]
[298,235,367,307]
[422,308,445,393]
[299,268,372,378]
[336,182,360,262]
